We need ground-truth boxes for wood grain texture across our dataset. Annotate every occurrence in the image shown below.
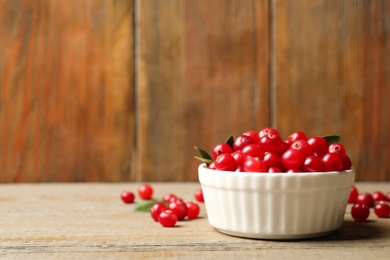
[273,0,390,181]
[0,183,389,259]
[137,0,270,181]
[1,0,390,182]
[0,0,135,182]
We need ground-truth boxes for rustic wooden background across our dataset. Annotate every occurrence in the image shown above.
[0,0,389,182]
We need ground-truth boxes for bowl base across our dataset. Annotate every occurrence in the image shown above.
[215,228,336,240]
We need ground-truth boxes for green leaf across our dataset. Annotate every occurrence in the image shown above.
[225,135,234,150]
[194,146,213,165]
[134,199,162,212]
[323,134,341,145]
[194,156,213,164]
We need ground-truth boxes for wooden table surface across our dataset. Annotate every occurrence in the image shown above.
[1,182,389,259]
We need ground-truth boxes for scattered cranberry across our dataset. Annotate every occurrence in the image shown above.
[162,193,178,203]
[351,203,370,222]
[356,192,374,207]
[371,191,387,202]
[348,185,359,204]
[168,200,188,221]
[186,202,201,219]
[158,210,177,227]
[138,184,154,200]
[194,189,204,203]
[374,203,390,218]
[387,192,390,202]
[120,191,135,204]
[150,203,167,221]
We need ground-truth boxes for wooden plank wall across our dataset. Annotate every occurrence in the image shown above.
[0,0,389,182]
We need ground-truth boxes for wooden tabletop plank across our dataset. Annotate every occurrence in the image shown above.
[0,182,389,259]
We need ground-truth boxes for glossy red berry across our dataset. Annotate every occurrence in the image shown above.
[268,166,282,173]
[356,192,374,207]
[374,202,390,218]
[307,136,328,156]
[243,157,267,172]
[186,202,201,219]
[162,193,178,203]
[342,155,352,170]
[194,189,204,203]
[241,144,265,160]
[351,203,370,222]
[233,135,256,151]
[322,153,342,171]
[212,143,233,160]
[168,200,188,221]
[158,210,177,227]
[232,150,245,168]
[290,140,312,158]
[243,130,260,144]
[120,191,135,204]
[263,152,282,169]
[214,153,237,171]
[348,185,359,204]
[302,155,325,172]
[259,133,283,154]
[150,203,167,221]
[371,191,387,202]
[285,131,308,143]
[282,149,304,170]
[328,143,346,159]
[138,184,153,200]
[258,127,280,139]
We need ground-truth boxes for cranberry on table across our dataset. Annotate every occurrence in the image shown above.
[371,191,387,202]
[186,202,201,219]
[168,200,188,221]
[351,203,370,222]
[374,203,390,218]
[162,193,178,203]
[356,192,374,207]
[150,203,167,222]
[194,189,204,203]
[138,184,154,200]
[158,210,178,227]
[120,191,135,204]
[348,185,359,204]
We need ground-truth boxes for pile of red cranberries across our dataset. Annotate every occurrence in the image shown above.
[196,127,352,173]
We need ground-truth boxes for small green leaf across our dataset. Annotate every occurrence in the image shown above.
[134,199,161,212]
[225,135,234,150]
[194,146,213,165]
[194,156,213,164]
[323,134,341,145]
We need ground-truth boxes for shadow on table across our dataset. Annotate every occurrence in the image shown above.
[308,219,388,242]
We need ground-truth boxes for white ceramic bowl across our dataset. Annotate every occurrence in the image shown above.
[198,164,355,240]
